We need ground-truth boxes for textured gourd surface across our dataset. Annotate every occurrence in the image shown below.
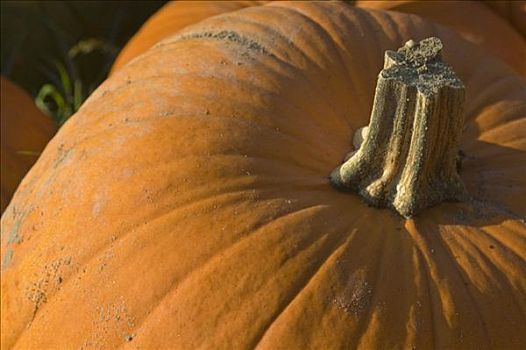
[1,2,526,349]
[0,77,56,213]
[356,0,526,76]
[113,1,526,77]
[110,0,266,74]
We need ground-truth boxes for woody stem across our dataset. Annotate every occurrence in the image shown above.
[330,37,467,218]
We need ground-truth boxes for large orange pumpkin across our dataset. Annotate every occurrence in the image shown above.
[355,0,526,76]
[0,77,56,213]
[1,2,525,349]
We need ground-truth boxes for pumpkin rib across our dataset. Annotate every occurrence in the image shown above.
[466,78,525,121]
[468,182,525,220]
[296,9,364,119]
[302,6,405,126]
[407,221,455,347]
[158,154,332,177]
[249,225,360,349]
[271,5,371,127]
[463,54,521,100]
[70,74,346,171]
[478,224,526,269]
[64,109,337,171]
[434,212,526,343]
[414,243,441,347]
[126,6,414,133]
[349,9,380,95]
[349,213,414,349]
[433,226,492,345]
[370,7,403,44]
[455,224,523,294]
[355,11,383,110]
[13,200,341,348]
[453,61,525,136]
[352,223,392,349]
[111,1,267,73]
[476,126,526,151]
[94,185,328,267]
[466,141,526,159]
[109,53,353,154]
[456,226,526,324]
[450,224,526,342]
[260,4,369,123]
[393,227,423,349]
[465,75,526,122]
[169,17,351,127]
[129,204,367,349]
[357,216,423,349]
[484,1,526,38]
[356,0,526,76]
[463,135,525,161]
[164,16,287,64]
[246,4,374,114]
[254,4,339,65]
[230,217,357,349]
[480,118,526,139]
[502,220,526,239]
[410,246,436,348]
[333,8,381,118]
[470,100,526,137]
[10,176,334,327]
[407,221,487,348]
[267,4,367,119]
[253,211,388,349]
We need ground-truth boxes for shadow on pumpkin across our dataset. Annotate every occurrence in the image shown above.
[433,137,525,227]
[412,137,524,228]
[390,138,526,344]
[333,138,524,228]
[399,211,525,346]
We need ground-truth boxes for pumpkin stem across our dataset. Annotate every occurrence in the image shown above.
[331,37,467,218]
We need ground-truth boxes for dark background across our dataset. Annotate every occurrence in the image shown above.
[1,0,168,124]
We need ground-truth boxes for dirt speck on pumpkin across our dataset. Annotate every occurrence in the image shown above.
[24,256,73,321]
[53,143,73,170]
[2,248,14,270]
[6,211,25,245]
[179,30,275,59]
[85,299,136,348]
[332,274,373,317]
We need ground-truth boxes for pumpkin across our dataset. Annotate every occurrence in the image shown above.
[2,2,525,349]
[110,1,266,73]
[355,0,526,76]
[0,77,56,213]
[483,0,526,38]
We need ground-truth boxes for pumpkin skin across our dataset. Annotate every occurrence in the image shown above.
[356,0,526,76]
[110,0,266,73]
[1,2,526,349]
[0,77,56,213]
[484,0,526,38]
